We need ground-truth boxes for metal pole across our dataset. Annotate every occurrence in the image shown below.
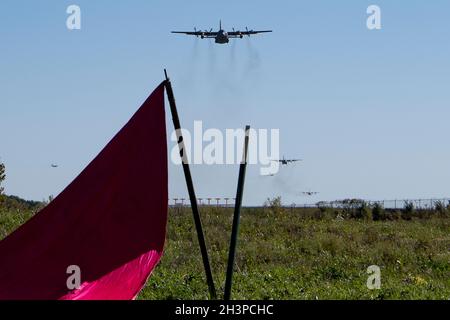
[164,70,217,300]
[224,125,250,300]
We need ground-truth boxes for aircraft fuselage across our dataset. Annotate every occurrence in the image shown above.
[215,30,229,44]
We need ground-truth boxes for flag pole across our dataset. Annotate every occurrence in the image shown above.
[224,125,250,300]
[163,70,217,300]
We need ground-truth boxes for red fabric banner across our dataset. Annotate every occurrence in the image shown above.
[0,83,168,300]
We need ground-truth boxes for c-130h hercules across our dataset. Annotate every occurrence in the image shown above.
[171,20,272,44]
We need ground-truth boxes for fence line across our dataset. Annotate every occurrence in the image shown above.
[171,197,236,208]
[290,198,450,210]
[170,198,450,210]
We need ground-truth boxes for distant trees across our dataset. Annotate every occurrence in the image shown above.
[264,196,283,214]
[0,194,43,212]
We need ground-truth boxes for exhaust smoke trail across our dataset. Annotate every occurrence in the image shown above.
[230,39,236,71]
[259,167,304,198]
[245,37,261,75]
[208,38,216,76]
[273,172,299,196]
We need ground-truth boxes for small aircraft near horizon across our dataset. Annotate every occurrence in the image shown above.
[261,173,276,177]
[271,156,302,166]
[171,20,272,44]
[51,164,58,168]
[302,191,319,196]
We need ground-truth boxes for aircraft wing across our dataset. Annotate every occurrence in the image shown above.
[171,31,217,38]
[228,30,272,37]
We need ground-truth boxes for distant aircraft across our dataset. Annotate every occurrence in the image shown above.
[171,20,272,44]
[271,156,302,166]
[261,173,276,177]
[51,164,58,168]
[302,191,319,196]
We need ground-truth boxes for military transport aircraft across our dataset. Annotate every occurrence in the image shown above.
[302,191,319,196]
[271,156,302,166]
[261,173,276,177]
[171,20,272,44]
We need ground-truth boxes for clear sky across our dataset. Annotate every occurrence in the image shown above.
[1,0,449,205]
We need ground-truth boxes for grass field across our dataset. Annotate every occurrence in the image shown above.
[1,198,449,300]
[139,205,450,300]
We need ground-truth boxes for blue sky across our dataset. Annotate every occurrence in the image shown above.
[1,1,449,205]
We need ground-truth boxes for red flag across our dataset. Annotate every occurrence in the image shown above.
[0,83,168,300]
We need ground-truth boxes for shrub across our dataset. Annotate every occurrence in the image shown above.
[339,199,365,219]
[263,196,284,214]
[359,202,372,220]
[372,203,385,221]
[390,210,402,220]
[434,201,446,215]
[433,201,449,218]
[402,201,415,220]
[315,206,336,220]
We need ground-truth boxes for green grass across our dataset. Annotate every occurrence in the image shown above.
[139,207,450,300]
[1,204,449,300]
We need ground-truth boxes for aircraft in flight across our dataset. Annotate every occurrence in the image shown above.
[271,156,302,166]
[51,164,58,168]
[261,173,276,177]
[302,191,319,196]
[171,20,272,44]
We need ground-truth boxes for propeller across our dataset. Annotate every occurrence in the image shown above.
[233,28,243,39]
[246,27,251,37]
[234,27,243,38]
[199,28,206,39]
